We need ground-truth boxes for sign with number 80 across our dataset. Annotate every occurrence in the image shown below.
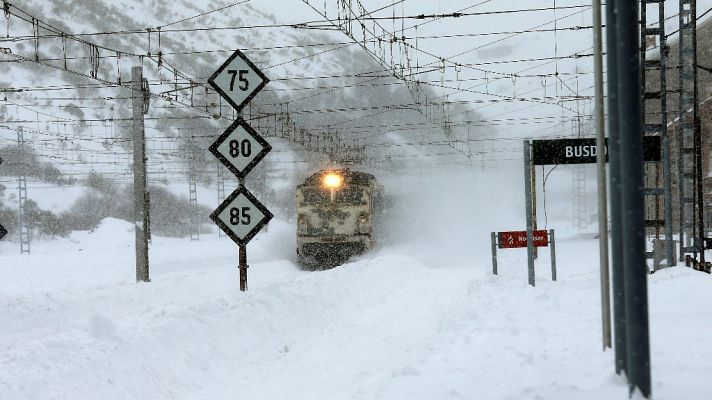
[209,118,271,179]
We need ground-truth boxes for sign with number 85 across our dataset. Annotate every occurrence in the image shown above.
[211,186,272,246]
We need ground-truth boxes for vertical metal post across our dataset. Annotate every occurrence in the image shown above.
[132,66,150,283]
[592,0,612,350]
[617,1,651,397]
[524,140,535,287]
[17,127,30,254]
[679,0,699,261]
[696,116,705,264]
[188,145,199,242]
[491,232,498,275]
[239,178,248,291]
[217,159,225,237]
[239,244,248,291]
[549,229,557,281]
[605,1,627,375]
[658,0,675,269]
[532,162,538,259]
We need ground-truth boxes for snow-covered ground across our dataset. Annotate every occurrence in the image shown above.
[1,167,710,400]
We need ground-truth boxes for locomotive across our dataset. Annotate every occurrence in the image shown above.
[296,169,383,268]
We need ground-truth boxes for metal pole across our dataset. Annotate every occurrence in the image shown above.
[532,162,538,259]
[239,244,248,291]
[524,140,535,287]
[592,0,612,350]
[491,232,498,275]
[132,66,150,283]
[549,229,557,281]
[617,1,651,397]
[17,127,30,254]
[657,0,675,269]
[695,119,705,264]
[238,177,248,291]
[605,0,627,375]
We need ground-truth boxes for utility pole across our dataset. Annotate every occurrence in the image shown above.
[605,1,627,376]
[524,140,535,287]
[616,1,652,397]
[132,65,150,282]
[592,0,611,350]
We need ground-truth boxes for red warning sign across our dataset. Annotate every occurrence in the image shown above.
[498,230,549,249]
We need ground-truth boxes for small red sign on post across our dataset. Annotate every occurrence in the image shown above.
[498,230,549,249]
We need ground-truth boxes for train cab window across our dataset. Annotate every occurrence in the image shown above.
[334,187,366,205]
[301,188,330,205]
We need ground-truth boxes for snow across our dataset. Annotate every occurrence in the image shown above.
[2,1,712,399]
[2,166,711,400]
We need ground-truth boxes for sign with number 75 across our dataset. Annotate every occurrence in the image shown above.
[207,49,269,112]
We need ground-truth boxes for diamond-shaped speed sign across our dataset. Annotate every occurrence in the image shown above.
[210,186,273,246]
[210,118,271,179]
[207,49,269,112]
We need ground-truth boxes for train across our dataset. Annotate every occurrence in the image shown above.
[296,168,383,268]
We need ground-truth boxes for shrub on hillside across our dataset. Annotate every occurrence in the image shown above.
[60,172,211,237]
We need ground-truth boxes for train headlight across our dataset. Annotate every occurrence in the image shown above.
[322,172,344,189]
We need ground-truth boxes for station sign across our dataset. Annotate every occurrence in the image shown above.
[531,136,661,165]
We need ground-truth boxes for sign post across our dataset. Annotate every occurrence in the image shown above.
[524,140,535,286]
[0,156,5,241]
[491,232,498,275]
[208,49,271,292]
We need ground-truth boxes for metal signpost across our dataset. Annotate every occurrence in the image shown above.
[0,156,5,241]
[208,49,272,292]
[490,229,557,283]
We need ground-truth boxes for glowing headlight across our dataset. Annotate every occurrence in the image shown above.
[322,172,344,189]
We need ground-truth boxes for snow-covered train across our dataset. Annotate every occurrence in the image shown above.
[296,169,383,268]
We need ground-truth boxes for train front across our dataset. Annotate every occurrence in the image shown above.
[296,169,377,267]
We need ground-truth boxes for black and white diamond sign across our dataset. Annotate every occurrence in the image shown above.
[207,49,269,113]
[209,118,271,179]
[210,186,273,246]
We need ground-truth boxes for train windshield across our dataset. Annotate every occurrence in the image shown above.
[301,186,366,205]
